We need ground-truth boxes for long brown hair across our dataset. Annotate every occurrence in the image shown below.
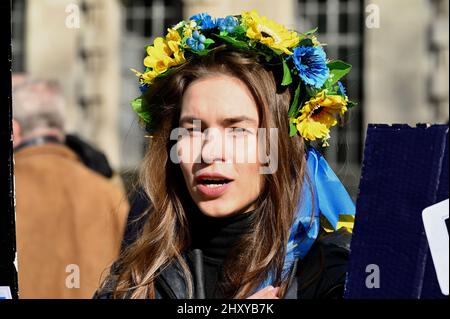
[107,47,309,298]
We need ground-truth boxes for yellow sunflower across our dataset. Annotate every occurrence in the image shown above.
[133,29,185,85]
[295,90,348,145]
[242,10,300,55]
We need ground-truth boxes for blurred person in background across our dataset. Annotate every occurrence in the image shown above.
[65,134,113,179]
[12,74,115,180]
[12,74,129,298]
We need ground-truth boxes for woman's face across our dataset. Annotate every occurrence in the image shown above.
[178,74,264,218]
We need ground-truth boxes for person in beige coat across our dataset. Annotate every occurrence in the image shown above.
[12,76,129,298]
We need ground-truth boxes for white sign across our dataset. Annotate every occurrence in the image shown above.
[422,199,449,296]
[0,286,12,299]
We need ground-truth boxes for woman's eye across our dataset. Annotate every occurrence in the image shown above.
[229,128,250,136]
[186,127,202,134]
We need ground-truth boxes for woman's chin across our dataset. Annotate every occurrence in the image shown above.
[196,200,238,218]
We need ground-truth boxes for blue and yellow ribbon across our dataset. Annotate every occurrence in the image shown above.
[258,146,356,290]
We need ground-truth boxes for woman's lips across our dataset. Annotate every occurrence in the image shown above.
[196,181,233,198]
[195,173,234,198]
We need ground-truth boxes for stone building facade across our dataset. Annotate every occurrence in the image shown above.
[12,0,449,198]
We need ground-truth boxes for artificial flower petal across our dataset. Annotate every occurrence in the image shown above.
[242,10,299,54]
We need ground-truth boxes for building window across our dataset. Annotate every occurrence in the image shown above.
[12,0,26,72]
[296,0,364,200]
[119,0,183,175]
[427,0,449,123]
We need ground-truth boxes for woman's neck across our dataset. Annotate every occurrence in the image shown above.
[189,209,256,261]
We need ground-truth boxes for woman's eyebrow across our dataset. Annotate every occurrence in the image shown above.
[179,115,257,126]
[179,116,202,126]
[222,116,257,126]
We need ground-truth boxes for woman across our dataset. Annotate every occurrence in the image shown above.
[96,11,356,299]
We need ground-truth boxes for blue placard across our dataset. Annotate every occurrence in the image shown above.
[344,124,449,299]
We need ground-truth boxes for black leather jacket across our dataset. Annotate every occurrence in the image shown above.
[94,192,352,299]
[94,228,351,299]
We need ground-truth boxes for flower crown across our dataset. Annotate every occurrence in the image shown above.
[131,10,356,146]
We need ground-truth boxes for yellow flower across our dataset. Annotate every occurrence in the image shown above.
[165,28,185,65]
[131,68,158,84]
[183,27,193,38]
[182,20,197,38]
[172,21,186,31]
[144,37,173,74]
[311,36,321,47]
[295,90,348,144]
[131,69,151,84]
[165,28,181,42]
[242,10,299,54]
[135,30,185,85]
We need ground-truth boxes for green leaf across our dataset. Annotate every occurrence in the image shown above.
[323,79,334,93]
[305,85,319,97]
[323,82,340,95]
[327,60,352,85]
[131,97,151,124]
[193,49,214,56]
[303,27,318,36]
[213,34,250,50]
[181,36,188,47]
[347,100,358,109]
[298,38,314,47]
[202,38,215,50]
[264,54,273,62]
[234,25,246,35]
[289,121,298,137]
[269,47,284,56]
[288,83,302,117]
[281,59,293,86]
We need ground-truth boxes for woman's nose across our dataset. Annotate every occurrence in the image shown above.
[201,128,225,164]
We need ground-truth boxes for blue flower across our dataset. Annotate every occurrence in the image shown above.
[189,13,216,30]
[216,16,238,33]
[186,31,207,51]
[292,46,329,89]
[139,83,149,94]
[337,81,346,96]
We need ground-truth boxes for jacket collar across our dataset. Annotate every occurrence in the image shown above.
[155,253,191,299]
[14,135,61,152]
[14,142,81,163]
[154,249,300,299]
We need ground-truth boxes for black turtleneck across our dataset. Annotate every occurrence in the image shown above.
[189,209,256,298]
[100,195,352,300]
